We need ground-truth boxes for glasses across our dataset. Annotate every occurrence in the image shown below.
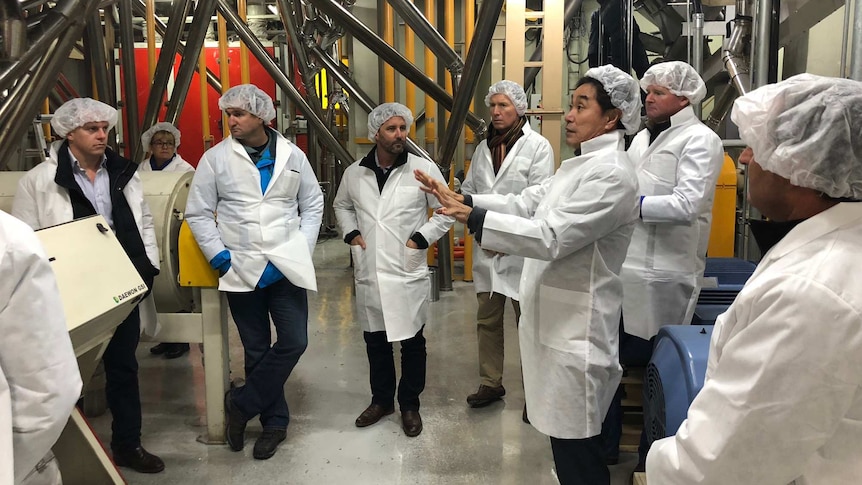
[152,141,175,147]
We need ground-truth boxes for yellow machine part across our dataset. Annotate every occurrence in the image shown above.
[178,221,219,288]
[707,154,738,257]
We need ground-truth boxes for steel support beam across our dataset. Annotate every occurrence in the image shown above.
[0,0,101,165]
[164,0,218,124]
[135,0,192,162]
[309,0,485,136]
[118,0,141,156]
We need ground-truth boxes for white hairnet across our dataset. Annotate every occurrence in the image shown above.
[485,80,528,116]
[51,98,118,137]
[141,122,181,149]
[640,61,707,104]
[584,65,642,135]
[218,84,276,122]
[731,73,862,199]
[367,102,414,140]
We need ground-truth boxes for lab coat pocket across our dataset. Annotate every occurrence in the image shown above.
[537,285,592,353]
[404,246,426,273]
[278,170,301,198]
[641,153,678,194]
[350,245,369,283]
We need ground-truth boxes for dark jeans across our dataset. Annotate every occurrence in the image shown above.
[105,306,143,450]
[226,278,308,429]
[601,317,654,464]
[364,327,426,412]
[550,435,609,485]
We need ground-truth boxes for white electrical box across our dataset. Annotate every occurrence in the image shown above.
[35,215,146,356]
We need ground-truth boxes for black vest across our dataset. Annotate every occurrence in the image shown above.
[53,142,159,287]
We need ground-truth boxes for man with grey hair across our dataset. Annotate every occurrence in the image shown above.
[647,74,862,484]
[462,80,554,411]
[12,97,163,474]
[333,103,453,437]
[602,60,725,466]
[186,84,324,460]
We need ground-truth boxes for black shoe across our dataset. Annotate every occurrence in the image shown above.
[164,343,190,359]
[112,445,165,474]
[149,343,169,355]
[253,428,287,460]
[466,384,506,408]
[401,410,423,437]
[224,391,248,451]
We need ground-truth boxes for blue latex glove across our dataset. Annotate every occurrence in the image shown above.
[210,250,231,276]
[258,261,285,288]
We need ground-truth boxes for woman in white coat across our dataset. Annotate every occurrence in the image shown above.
[139,122,195,173]
[461,80,555,409]
[139,122,195,359]
[0,210,82,485]
[416,65,642,485]
[646,75,862,485]
[334,103,453,438]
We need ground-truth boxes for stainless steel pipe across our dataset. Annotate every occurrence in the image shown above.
[309,0,485,136]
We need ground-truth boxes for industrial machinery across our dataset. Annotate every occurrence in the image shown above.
[643,325,714,446]
[693,257,757,325]
[140,171,195,314]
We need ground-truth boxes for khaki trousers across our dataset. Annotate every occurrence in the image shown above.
[476,292,521,387]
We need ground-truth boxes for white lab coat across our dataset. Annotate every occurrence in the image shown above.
[647,202,862,485]
[0,210,82,484]
[621,106,724,340]
[186,130,324,292]
[473,131,639,438]
[333,152,454,342]
[138,153,195,173]
[461,124,555,299]
[11,141,161,335]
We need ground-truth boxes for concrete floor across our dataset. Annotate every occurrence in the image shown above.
[89,238,638,484]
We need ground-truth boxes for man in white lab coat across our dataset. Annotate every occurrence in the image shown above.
[333,103,453,437]
[0,210,82,485]
[416,65,642,485]
[646,73,862,485]
[12,98,164,474]
[461,80,554,410]
[186,85,324,460]
[603,61,725,465]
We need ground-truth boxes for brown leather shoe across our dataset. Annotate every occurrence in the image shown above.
[466,384,506,408]
[401,410,422,437]
[112,445,165,474]
[355,403,394,427]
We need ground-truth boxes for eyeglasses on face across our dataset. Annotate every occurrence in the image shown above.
[152,140,175,147]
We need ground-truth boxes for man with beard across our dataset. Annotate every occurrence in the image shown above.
[333,103,454,437]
